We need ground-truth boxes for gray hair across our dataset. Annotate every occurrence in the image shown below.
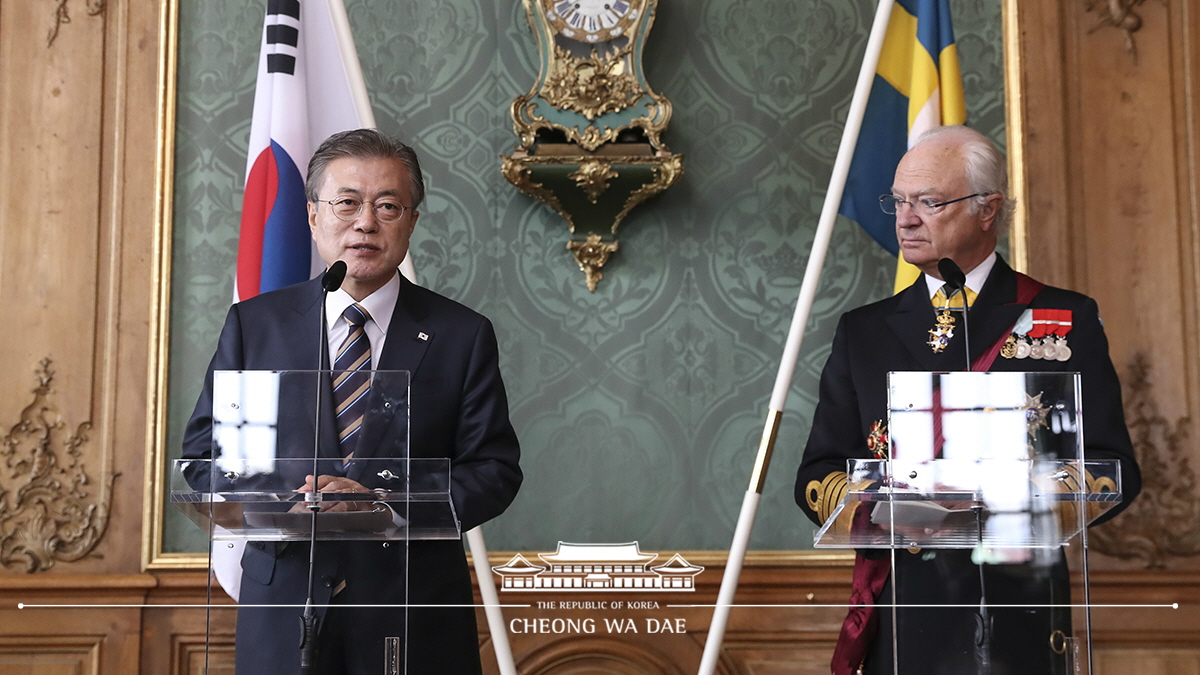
[305,128,425,208]
[914,125,1015,237]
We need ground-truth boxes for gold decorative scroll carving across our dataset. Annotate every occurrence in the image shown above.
[1089,353,1198,567]
[511,97,672,153]
[1082,0,1159,61]
[611,153,683,233]
[542,45,643,121]
[501,155,577,231]
[569,159,619,204]
[0,358,116,572]
[567,233,619,292]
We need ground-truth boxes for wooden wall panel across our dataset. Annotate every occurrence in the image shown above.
[0,0,163,581]
[1015,0,1200,574]
[1095,649,1200,675]
[0,636,101,675]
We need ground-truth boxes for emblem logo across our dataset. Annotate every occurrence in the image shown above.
[492,542,703,592]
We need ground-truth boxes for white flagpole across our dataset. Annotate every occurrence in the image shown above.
[326,8,506,669]
[326,0,373,128]
[696,1,896,671]
[466,528,518,675]
[324,0,418,284]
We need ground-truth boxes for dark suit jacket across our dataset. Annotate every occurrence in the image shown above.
[183,275,522,675]
[794,257,1140,674]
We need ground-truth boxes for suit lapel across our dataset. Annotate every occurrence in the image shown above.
[964,258,1027,367]
[885,257,1031,372]
[278,281,342,462]
[885,280,949,371]
[378,276,433,376]
[351,276,430,464]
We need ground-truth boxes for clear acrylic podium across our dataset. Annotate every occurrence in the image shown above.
[814,372,1123,674]
[171,370,461,675]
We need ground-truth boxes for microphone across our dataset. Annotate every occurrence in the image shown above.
[938,257,966,293]
[937,258,972,370]
[321,260,347,292]
[301,260,346,673]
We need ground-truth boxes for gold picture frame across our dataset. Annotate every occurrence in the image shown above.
[141,0,1029,571]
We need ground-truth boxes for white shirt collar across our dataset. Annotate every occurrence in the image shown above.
[923,251,997,299]
[325,269,400,333]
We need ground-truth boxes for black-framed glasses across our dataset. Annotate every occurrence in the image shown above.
[316,196,411,224]
[879,193,987,217]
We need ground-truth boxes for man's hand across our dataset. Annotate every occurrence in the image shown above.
[290,474,374,512]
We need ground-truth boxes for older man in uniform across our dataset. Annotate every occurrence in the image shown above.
[795,125,1140,675]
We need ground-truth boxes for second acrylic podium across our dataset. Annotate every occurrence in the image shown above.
[814,371,1124,674]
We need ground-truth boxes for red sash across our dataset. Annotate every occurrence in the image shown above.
[829,272,1045,675]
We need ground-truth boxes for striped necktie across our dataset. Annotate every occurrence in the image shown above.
[931,284,977,310]
[333,303,372,460]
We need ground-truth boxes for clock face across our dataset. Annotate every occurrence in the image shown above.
[545,0,641,43]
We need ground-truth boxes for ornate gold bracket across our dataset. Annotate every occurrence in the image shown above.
[1088,353,1198,567]
[0,358,116,572]
[502,152,682,291]
[1082,0,1162,62]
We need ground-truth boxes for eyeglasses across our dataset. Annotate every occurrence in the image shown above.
[879,193,987,217]
[316,196,411,224]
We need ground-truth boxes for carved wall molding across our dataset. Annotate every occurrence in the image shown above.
[0,358,117,573]
[1090,353,1199,566]
[47,0,106,48]
[1082,0,1160,61]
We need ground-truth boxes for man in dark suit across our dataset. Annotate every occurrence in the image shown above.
[183,129,521,674]
[795,126,1141,675]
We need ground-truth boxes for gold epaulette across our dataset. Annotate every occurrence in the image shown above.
[805,471,849,523]
[1035,465,1118,532]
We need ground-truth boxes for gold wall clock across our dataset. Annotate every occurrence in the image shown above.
[502,0,683,291]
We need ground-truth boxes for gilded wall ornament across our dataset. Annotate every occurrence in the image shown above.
[569,159,619,204]
[0,358,116,572]
[567,233,619,292]
[542,45,643,122]
[1088,353,1198,567]
[501,155,576,230]
[502,0,682,291]
[612,153,683,226]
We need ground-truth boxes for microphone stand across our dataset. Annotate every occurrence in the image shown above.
[936,258,971,372]
[300,261,347,675]
[938,258,991,672]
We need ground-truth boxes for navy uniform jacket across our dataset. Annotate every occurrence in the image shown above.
[795,257,1140,674]
[183,274,522,675]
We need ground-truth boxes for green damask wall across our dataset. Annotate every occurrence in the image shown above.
[164,0,1006,553]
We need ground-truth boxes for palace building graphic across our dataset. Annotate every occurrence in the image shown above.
[491,542,704,591]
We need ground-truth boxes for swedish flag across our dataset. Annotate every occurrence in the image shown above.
[838,0,966,293]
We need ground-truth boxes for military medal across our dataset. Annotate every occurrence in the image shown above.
[1015,336,1031,359]
[1001,334,1018,359]
[1009,309,1075,361]
[1029,338,1045,359]
[866,420,889,459]
[1041,337,1057,360]
[927,309,955,353]
[1054,335,1071,361]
